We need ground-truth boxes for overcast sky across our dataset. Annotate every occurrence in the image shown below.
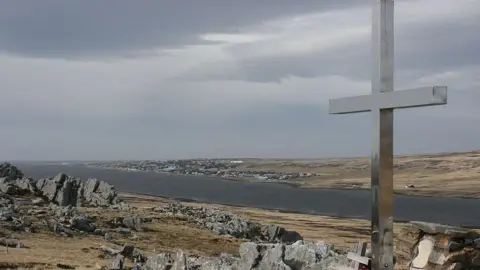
[1,0,479,161]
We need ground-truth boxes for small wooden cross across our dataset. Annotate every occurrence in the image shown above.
[347,241,369,269]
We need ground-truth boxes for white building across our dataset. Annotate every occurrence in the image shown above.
[230,160,244,164]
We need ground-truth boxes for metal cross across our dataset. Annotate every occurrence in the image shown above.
[328,1,448,269]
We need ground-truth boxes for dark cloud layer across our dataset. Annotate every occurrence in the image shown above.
[0,0,366,58]
[179,13,480,83]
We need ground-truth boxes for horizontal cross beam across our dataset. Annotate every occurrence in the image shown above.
[329,86,447,114]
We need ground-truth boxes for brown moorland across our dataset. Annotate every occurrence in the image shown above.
[4,193,478,269]
[228,150,480,198]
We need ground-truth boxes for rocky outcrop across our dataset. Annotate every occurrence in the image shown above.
[0,163,38,195]
[397,221,480,270]
[155,202,303,244]
[143,241,346,270]
[0,163,120,208]
[80,178,119,207]
[35,174,119,207]
[0,163,24,181]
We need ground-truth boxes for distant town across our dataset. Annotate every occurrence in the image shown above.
[86,159,319,182]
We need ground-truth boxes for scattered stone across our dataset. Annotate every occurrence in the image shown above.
[94,228,108,236]
[101,245,121,258]
[143,241,345,270]
[144,253,173,270]
[0,205,14,221]
[262,224,303,244]
[111,254,125,270]
[398,221,480,269]
[133,249,148,264]
[56,263,75,269]
[171,250,187,270]
[119,243,135,258]
[46,219,73,237]
[96,263,108,270]
[105,232,113,241]
[0,237,20,248]
[9,216,33,232]
[473,238,480,249]
[52,205,77,217]
[156,203,302,243]
[123,215,142,231]
[32,198,44,205]
[0,195,13,206]
[111,201,135,211]
[70,215,96,233]
[27,209,47,215]
[116,228,133,235]
[0,181,16,194]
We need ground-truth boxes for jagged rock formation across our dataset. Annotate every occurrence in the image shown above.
[36,174,119,207]
[142,241,347,270]
[0,162,119,207]
[0,163,24,181]
[155,202,303,244]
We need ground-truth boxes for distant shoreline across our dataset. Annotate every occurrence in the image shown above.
[85,164,304,187]
[84,164,480,200]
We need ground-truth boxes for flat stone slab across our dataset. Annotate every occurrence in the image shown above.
[410,221,472,237]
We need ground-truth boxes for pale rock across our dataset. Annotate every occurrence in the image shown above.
[123,215,142,231]
[257,244,291,270]
[111,254,125,270]
[144,253,173,270]
[172,250,187,270]
[70,215,96,233]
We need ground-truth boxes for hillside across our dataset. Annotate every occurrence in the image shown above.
[232,150,480,198]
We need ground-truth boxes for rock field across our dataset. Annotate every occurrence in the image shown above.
[0,163,350,269]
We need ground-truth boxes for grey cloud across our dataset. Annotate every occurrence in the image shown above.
[2,91,479,160]
[178,13,480,83]
[0,0,365,59]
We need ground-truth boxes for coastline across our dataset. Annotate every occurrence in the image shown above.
[120,191,480,229]
[87,165,480,200]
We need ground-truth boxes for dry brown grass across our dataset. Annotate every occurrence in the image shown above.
[232,150,480,198]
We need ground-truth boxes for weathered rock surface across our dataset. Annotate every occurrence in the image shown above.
[111,254,125,270]
[36,174,119,207]
[142,241,346,270]
[81,178,119,207]
[155,203,302,243]
[145,253,173,270]
[0,163,121,208]
[70,215,96,233]
[122,215,142,231]
[397,221,480,270]
[0,163,37,195]
[0,163,24,181]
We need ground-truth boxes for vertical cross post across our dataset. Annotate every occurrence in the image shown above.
[371,0,394,269]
